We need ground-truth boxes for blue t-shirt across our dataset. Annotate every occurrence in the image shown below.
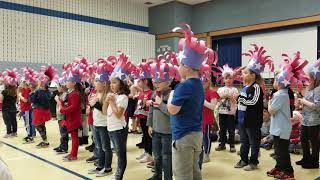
[170,78,204,140]
[237,86,249,126]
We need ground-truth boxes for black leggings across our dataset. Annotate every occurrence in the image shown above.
[140,118,152,155]
[2,111,17,134]
[35,123,47,141]
[301,125,320,162]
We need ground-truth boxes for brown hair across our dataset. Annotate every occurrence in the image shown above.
[308,75,320,90]
[4,85,17,97]
[118,79,130,95]
[99,82,110,103]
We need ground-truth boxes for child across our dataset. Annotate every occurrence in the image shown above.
[58,63,84,161]
[102,52,132,180]
[20,67,38,143]
[266,52,307,179]
[260,103,273,150]
[135,63,154,163]
[296,58,320,169]
[0,69,18,138]
[168,24,210,180]
[53,78,69,154]
[146,54,179,180]
[19,80,34,142]
[30,66,55,148]
[215,65,240,153]
[235,44,273,171]
[88,58,113,177]
[289,111,302,154]
[128,83,139,133]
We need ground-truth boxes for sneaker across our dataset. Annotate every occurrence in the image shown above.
[36,142,49,148]
[63,155,77,161]
[203,154,210,163]
[88,167,103,174]
[274,171,295,180]
[243,164,258,171]
[53,147,60,151]
[109,174,116,180]
[295,159,305,165]
[234,160,248,168]
[23,137,34,144]
[147,161,155,168]
[96,168,112,177]
[267,168,281,177]
[136,152,146,160]
[301,162,319,169]
[94,161,98,167]
[11,133,17,137]
[215,144,226,151]
[56,148,68,154]
[139,154,153,163]
[230,146,236,153]
[86,156,98,163]
[3,134,12,138]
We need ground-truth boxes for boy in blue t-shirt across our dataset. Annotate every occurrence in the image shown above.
[167,24,207,180]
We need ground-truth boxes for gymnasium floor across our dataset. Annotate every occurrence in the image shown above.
[0,116,319,180]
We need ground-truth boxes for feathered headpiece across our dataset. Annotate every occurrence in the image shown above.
[94,57,114,82]
[242,44,274,74]
[3,68,19,86]
[173,23,212,70]
[199,49,218,82]
[213,64,242,84]
[37,65,57,84]
[277,52,309,89]
[63,57,89,83]
[150,52,180,83]
[110,51,137,83]
[137,62,152,80]
[21,67,38,86]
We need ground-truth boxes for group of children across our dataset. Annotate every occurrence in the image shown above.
[0,24,319,180]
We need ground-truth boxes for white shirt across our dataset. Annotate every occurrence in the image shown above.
[217,86,238,115]
[93,93,108,127]
[107,94,128,131]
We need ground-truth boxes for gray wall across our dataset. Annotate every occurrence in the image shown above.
[191,0,320,33]
[149,1,192,34]
[0,61,63,74]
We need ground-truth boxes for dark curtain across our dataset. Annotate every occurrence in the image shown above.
[212,37,242,84]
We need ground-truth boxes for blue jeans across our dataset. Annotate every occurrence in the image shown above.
[152,132,172,180]
[239,125,261,165]
[58,120,69,151]
[93,126,112,170]
[21,110,36,137]
[109,128,128,180]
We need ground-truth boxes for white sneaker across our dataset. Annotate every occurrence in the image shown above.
[139,154,153,163]
[96,168,112,177]
[136,152,146,160]
[109,174,116,180]
[203,154,210,163]
[88,168,102,174]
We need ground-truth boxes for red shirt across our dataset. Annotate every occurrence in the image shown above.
[60,90,82,132]
[20,88,32,112]
[290,123,301,144]
[202,89,219,131]
[135,89,153,119]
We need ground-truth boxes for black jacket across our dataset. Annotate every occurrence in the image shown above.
[238,82,264,128]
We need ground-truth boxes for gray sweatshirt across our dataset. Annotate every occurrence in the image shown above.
[302,86,320,126]
[147,90,172,134]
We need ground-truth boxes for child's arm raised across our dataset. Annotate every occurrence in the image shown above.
[108,94,128,119]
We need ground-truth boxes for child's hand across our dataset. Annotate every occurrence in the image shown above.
[54,95,60,103]
[146,100,153,107]
[148,127,153,137]
[154,96,162,106]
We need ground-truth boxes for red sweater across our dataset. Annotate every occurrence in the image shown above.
[20,88,32,112]
[60,90,82,132]
[202,89,219,132]
[135,89,153,119]
[290,123,301,144]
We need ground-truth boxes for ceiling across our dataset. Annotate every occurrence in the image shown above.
[129,0,211,7]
